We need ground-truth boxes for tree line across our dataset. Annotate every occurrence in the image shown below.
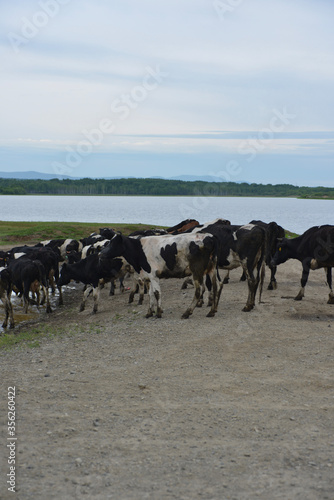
[0,177,333,198]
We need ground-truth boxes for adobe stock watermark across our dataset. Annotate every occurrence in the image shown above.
[213,0,244,21]
[7,0,71,54]
[178,107,296,219]
[52,65,168,176]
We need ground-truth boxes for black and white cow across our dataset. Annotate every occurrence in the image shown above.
[8,257,52,314]
[58,253,131,313]
[67,239,110,263]
[184,220,266,311]
[0,268,14,329]
[37,239,82,261]
[80,233,106,248]
[271,224,334,304]
[99,232,220,319]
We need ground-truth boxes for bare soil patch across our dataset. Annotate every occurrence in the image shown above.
[1,260,334,499]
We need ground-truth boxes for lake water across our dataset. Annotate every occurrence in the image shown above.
[0,195,333,234]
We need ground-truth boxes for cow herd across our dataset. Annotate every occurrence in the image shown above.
[1,219,334,330]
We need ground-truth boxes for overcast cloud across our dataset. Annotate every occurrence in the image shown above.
[1,0,333,185]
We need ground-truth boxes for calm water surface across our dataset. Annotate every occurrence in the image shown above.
[0,195,333,234]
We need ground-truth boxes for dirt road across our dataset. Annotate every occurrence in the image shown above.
[1,260,334,499]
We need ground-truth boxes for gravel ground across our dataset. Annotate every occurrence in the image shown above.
[1,259,334,500]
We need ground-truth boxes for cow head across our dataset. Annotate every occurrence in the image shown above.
[99,233,124,261]
[271,238,290,267]
[58,263,71,287]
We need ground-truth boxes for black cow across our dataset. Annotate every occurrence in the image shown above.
[7,246,62,306]
[184,220,266,312]
[237,220,285,290]
[99,232,220,319]
[58,253,131,313]
[8,257,52,314]
[181,219,265,311]
[271,224,334,304]
[99,228,117,239]
[128,229,167,237]
[0,268,14,329]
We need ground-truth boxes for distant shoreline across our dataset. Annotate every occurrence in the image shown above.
[1,177,334,198]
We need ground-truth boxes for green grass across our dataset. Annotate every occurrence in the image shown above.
[0,321,85,350]
[0,221,164,246]
[0,220,299,246]
[285,229,299,239]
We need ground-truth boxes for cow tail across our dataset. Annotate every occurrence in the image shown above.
[258,227,266,303]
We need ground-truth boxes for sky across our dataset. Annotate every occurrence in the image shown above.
[1,0,334,186]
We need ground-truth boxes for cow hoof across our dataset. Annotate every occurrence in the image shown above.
[294,295,303,301]
[79,304,85,312]
[242,305,254,312]
[46,307,52,314]
[327,295,334,304]
[145,312,153,318]
[181,311,191,319]
[223,277,229,284]
[206,310,215,317]
[92,309,98,314]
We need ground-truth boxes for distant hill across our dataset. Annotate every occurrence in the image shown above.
[0,171,245,183]
[0,171,76,180]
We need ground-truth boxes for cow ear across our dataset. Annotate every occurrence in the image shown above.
[277,237,284,242]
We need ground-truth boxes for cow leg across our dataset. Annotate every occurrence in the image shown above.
[295,261,310,300]
[326,267,334,304]
[223,270,230,284]
[119,277,125,293]
[57,285,63,306]
[181,277,193,289]
[268,265,277,290]
[258,261,266,303]
[109,279,116,296]
[80,285,92,311]
[92,286,100,313]
[240,270,247,282]
[128,281,138,303]
[146,278,162,318]
[42,285,52,313]
[206,271,218,317]
[242,264,258,312]
[23,280,31,313]
[1,294,15,329]
[182,278,203,319]
[138,279,146,305]
[49,271,56,294]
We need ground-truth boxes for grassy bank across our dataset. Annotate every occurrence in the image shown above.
[0,221,161,246]
[0,220,299,247]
